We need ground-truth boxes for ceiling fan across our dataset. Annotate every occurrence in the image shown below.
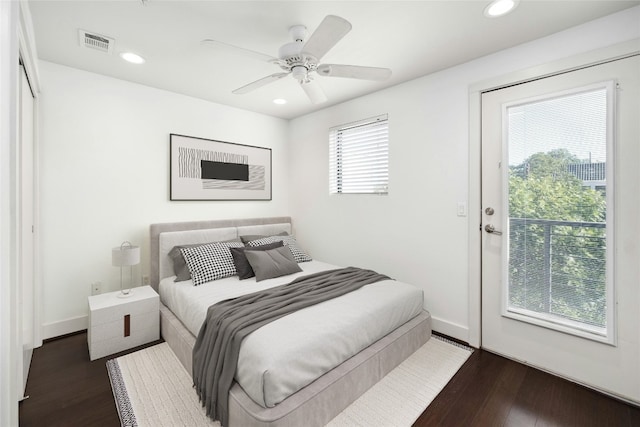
[202,15,392,104]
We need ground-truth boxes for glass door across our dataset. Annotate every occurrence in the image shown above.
[481,55,640,403]
[504,84,613,342]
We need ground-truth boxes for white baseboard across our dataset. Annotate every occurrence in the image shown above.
[431,316,470,345]
[42,315,87,340]
[20,348,32,400]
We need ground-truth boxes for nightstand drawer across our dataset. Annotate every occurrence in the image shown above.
[90,297,157,326]
[89,325,159,361]
[90,310,158,342]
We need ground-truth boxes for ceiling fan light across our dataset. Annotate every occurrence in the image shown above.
[484,0,519,18]
[291,66,307,81]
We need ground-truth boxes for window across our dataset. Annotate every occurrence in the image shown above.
[505,83,614,342]
[329,114,389,194]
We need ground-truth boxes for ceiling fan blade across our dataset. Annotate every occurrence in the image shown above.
[300,80,328,104]
[232,72,289,95]
[201,39,280,64]
[316,64,392,81]
[302,15,352,61]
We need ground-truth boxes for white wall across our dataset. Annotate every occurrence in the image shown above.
[37,6,640,341]
[289,7,640,342]
[39,61,290,338]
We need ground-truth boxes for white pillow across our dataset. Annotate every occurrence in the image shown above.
[246,235,312,263]
[181,241,244,286]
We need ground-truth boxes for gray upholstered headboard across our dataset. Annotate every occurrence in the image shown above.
[149,216,292,292]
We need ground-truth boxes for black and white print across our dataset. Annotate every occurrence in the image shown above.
[177,147,249,179]
[170,134,272,201]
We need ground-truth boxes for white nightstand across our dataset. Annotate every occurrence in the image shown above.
[87,285,160,361]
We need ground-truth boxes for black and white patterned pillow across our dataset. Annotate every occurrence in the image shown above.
[246,235,312,263]
[181,241,244,286]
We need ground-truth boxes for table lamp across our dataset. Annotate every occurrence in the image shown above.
[112,241,140,297]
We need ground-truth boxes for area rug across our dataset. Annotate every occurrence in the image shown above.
[107,336,472,427]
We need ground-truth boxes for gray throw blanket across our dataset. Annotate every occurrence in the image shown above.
[192,267,391,427]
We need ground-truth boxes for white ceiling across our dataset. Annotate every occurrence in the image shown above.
[29,1,639,120]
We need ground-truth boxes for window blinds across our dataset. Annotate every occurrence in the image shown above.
[507,87,610,337]
[329,114,389,194]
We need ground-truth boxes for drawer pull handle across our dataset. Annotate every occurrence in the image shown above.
[124,314,131,337]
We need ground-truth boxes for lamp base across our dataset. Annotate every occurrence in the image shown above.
[117,289,134,298]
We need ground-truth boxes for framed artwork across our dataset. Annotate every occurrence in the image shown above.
[170,134,272,201]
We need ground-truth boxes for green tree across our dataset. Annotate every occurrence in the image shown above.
[508,150,606,327]
[511,148,580,181]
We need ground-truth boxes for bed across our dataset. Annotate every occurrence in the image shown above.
[150,217,431,427]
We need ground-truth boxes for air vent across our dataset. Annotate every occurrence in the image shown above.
[78,30,114,54]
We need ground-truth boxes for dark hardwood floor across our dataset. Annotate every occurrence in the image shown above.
[19,332,163,427]
[414,340,640,427]
[19,331,640,427]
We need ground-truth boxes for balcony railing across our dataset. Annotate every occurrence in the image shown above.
[508,217,606,328]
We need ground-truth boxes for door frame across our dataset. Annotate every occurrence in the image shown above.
[17,1,42,399]
[467,39,640,349]
[0,1,41,423]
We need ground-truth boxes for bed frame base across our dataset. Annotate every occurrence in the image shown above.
[160,303,431,427]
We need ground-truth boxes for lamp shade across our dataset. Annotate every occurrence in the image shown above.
[112,243,140,267]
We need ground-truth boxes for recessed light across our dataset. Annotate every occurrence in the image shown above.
[273,98,287,105]
[120,52,145,64]
[484,0,519,18]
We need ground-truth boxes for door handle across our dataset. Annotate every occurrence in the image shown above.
[485,224,503,235]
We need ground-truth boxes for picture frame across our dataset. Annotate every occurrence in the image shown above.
[170,133,272,201]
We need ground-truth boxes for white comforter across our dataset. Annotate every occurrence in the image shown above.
[159,261,424,408]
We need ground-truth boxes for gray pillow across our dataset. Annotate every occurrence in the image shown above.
[244,245,302,282]
[230,241,284,280]
[169,239,241,282]
[246,235,312,263]
[239,231,288,244]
